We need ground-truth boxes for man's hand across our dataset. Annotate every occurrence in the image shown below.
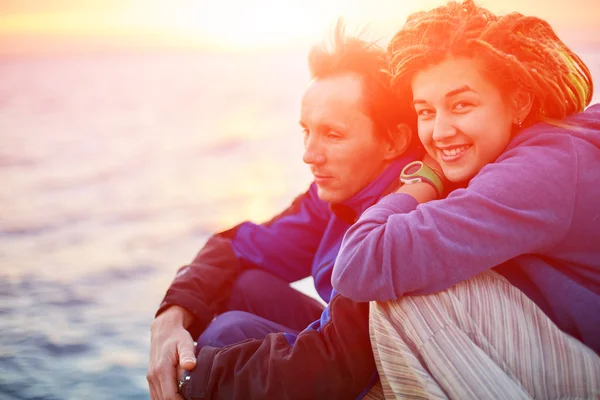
[147,306,197,400]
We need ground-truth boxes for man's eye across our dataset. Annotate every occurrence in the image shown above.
[326,131,342,139]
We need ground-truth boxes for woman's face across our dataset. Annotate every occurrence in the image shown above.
[412,56,518,183]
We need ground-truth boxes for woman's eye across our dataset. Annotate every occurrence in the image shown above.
[453,101,472,110]
[416,108,435,118]
[326,131,342,139]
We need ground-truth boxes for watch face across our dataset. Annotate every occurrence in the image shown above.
[404,162,423,175]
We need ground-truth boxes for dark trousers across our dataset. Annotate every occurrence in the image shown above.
[197,269,325,348]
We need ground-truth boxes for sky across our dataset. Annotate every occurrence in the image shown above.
[0,0,599,54]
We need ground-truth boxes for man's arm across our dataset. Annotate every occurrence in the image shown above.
[156,183,331,337]
[156,231,244,338]
[180,292,375,400]
[148,184,331,400]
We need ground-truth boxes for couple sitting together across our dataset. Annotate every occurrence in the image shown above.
[147,1,600,399]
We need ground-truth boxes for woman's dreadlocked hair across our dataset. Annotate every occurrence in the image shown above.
[387,0,593,128]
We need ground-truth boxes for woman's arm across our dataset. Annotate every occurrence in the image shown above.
[332,133,577,301]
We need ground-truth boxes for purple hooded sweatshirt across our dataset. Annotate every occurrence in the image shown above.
[332,104,600,355]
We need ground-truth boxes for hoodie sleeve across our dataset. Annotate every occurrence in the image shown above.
[332,132,577,302]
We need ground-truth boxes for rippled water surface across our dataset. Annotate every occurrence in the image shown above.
[1,47,599,399]
[0,51,314,400]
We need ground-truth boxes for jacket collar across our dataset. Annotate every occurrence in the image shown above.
[329,153,417,224]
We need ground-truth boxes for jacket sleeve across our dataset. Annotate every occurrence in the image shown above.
[156,184,331,336]
[332,132,578,302]
[181,293,375,400]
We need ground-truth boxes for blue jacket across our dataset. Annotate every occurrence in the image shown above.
[157,154,415,399]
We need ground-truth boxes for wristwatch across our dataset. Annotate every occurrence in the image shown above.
[178,370,192,400]
[400,161,444,198]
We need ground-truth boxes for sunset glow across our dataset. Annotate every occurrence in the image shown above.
[0,0,598,54]
[0,0,385,53]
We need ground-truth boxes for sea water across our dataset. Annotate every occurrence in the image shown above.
[1,47,598,399]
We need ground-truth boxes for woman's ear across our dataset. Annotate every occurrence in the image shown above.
[383,123,412,160]
[511,89,534,125]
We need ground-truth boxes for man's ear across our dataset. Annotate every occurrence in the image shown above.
[383,123,412,160]
[511,89,534,125]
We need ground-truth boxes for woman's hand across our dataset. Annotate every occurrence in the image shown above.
[397,180,438,203]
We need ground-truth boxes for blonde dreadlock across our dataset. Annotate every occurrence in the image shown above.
[387,0,593,127]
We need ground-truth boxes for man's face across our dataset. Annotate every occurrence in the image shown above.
[300,73,394,204]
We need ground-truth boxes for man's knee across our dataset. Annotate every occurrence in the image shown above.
[232,269,271,293]
[229,269,279,310]
[197,311,256,348]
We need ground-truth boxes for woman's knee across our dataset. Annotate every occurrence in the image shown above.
[369,270,536,349]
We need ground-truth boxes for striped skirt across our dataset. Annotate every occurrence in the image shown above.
[367,271,600,399]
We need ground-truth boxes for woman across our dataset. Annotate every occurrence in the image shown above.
[331,1,600,398]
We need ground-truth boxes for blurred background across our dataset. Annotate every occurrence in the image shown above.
[0,0,598,399]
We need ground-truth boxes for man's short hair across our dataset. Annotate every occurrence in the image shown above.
[307,20,417,144]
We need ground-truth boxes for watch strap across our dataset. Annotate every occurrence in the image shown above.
[178,370,192,400]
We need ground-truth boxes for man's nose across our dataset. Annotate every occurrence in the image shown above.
[302,135,326,165]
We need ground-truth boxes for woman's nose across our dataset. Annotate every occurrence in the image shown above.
[432,113,457,143]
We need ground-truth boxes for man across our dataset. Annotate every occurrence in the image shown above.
[147,24,419,400]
